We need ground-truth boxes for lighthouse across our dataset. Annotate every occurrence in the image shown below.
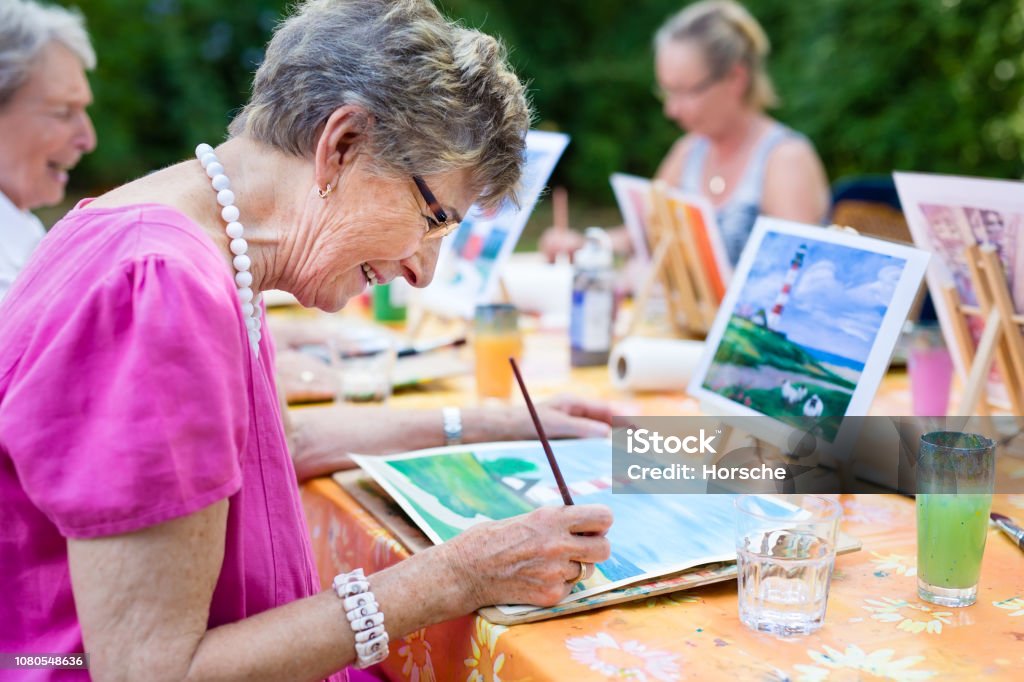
[766,243,807,331]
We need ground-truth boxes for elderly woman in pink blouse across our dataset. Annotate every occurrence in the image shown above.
[0,1,612,680]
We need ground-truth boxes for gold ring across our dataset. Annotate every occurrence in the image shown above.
[570,561,589,584]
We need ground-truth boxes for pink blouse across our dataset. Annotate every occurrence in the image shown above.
[0,202,347,681]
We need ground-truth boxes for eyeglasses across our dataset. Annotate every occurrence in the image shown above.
[412,175,460,240]
[652,72,720,102]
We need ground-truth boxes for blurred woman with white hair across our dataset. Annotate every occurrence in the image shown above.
[0,0,96,301]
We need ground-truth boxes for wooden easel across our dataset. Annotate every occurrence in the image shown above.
[939,243,1024,416]
[629,181,720,336]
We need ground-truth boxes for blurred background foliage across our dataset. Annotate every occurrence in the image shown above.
[58,0,1024,212]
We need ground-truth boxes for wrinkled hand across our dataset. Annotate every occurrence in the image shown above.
[538,226,585,263]
[539,393,618,437]
[472,393,619,442]
[444,504,613,609]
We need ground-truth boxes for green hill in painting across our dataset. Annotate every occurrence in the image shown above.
[388,452,536,541]
[712,315,856,391]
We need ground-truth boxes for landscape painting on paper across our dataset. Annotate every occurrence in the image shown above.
[353,439,753,610]
[698,227,910,442]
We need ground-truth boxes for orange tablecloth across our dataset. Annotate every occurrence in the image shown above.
[299,329,1024,681]
[305,483,1024,681]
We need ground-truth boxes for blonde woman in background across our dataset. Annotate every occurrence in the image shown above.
[542,0,829,265]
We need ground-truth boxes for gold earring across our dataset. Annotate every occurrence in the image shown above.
[318,183,333,199]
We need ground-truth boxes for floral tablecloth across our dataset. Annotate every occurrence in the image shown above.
[304,480,1024,681]
[299,335,1024,681]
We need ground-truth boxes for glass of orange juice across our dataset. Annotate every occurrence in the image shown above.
[474,304,523,400]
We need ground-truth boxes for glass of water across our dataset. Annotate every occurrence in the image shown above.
[735,494,841,637]
[327,334,396,404]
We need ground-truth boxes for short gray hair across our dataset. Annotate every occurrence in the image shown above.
[229,0,532,209]
[655,0,778,110]
[0,0,96,108]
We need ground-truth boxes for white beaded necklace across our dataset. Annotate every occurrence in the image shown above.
[195,143,262,357]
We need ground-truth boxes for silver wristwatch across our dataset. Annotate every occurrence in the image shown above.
[442,406,462,446]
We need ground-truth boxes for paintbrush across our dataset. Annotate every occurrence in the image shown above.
[990,512,1024,551]
[509,357,574,505]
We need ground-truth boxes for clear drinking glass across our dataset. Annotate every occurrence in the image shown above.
[328,335,396,404]
[916,431,996,607]
[735,494,841,637]
[473,304,523,401]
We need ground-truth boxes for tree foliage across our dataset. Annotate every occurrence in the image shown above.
[60,0,1024,204]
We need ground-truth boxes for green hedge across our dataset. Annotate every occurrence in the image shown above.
[59,0,1024,204]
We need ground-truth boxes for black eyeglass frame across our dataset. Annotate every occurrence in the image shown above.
[412,175,460,239]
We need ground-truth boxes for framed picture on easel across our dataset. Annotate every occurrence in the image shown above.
[894,172,1024,413]
[610,172,656,263]
[418,130,569,320]
[663,184,732,303]
[612,173,731,335]
[610,173,731,284]
[687,217,929,449]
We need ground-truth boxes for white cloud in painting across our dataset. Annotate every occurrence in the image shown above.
[791,260,897,316]
[733,232,906,364]
[791,260,839,304]
[846,265,902,307]
[786,259,890,360]
[834,310,886,342]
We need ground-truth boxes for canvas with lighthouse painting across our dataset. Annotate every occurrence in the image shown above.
[688,217,929,445]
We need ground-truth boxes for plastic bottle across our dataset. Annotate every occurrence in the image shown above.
[570,227,615,367]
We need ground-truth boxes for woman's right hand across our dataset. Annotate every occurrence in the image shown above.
[443,504,613,609]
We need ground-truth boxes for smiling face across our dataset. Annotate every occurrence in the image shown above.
[0,41,96,211]
[655,40,747,138]
[290,158,476,312]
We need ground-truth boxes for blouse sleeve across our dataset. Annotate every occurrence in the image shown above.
[0,254,248,538]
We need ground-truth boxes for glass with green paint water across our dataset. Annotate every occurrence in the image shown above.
[916,431,995,608]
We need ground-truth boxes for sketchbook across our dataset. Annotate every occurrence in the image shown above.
[346,439,860,624]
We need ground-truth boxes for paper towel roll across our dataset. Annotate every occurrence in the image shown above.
[609,337,705,392]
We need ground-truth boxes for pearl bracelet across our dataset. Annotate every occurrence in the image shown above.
[332,569,389,668]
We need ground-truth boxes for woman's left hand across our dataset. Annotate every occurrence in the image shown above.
[535,393,617,437]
